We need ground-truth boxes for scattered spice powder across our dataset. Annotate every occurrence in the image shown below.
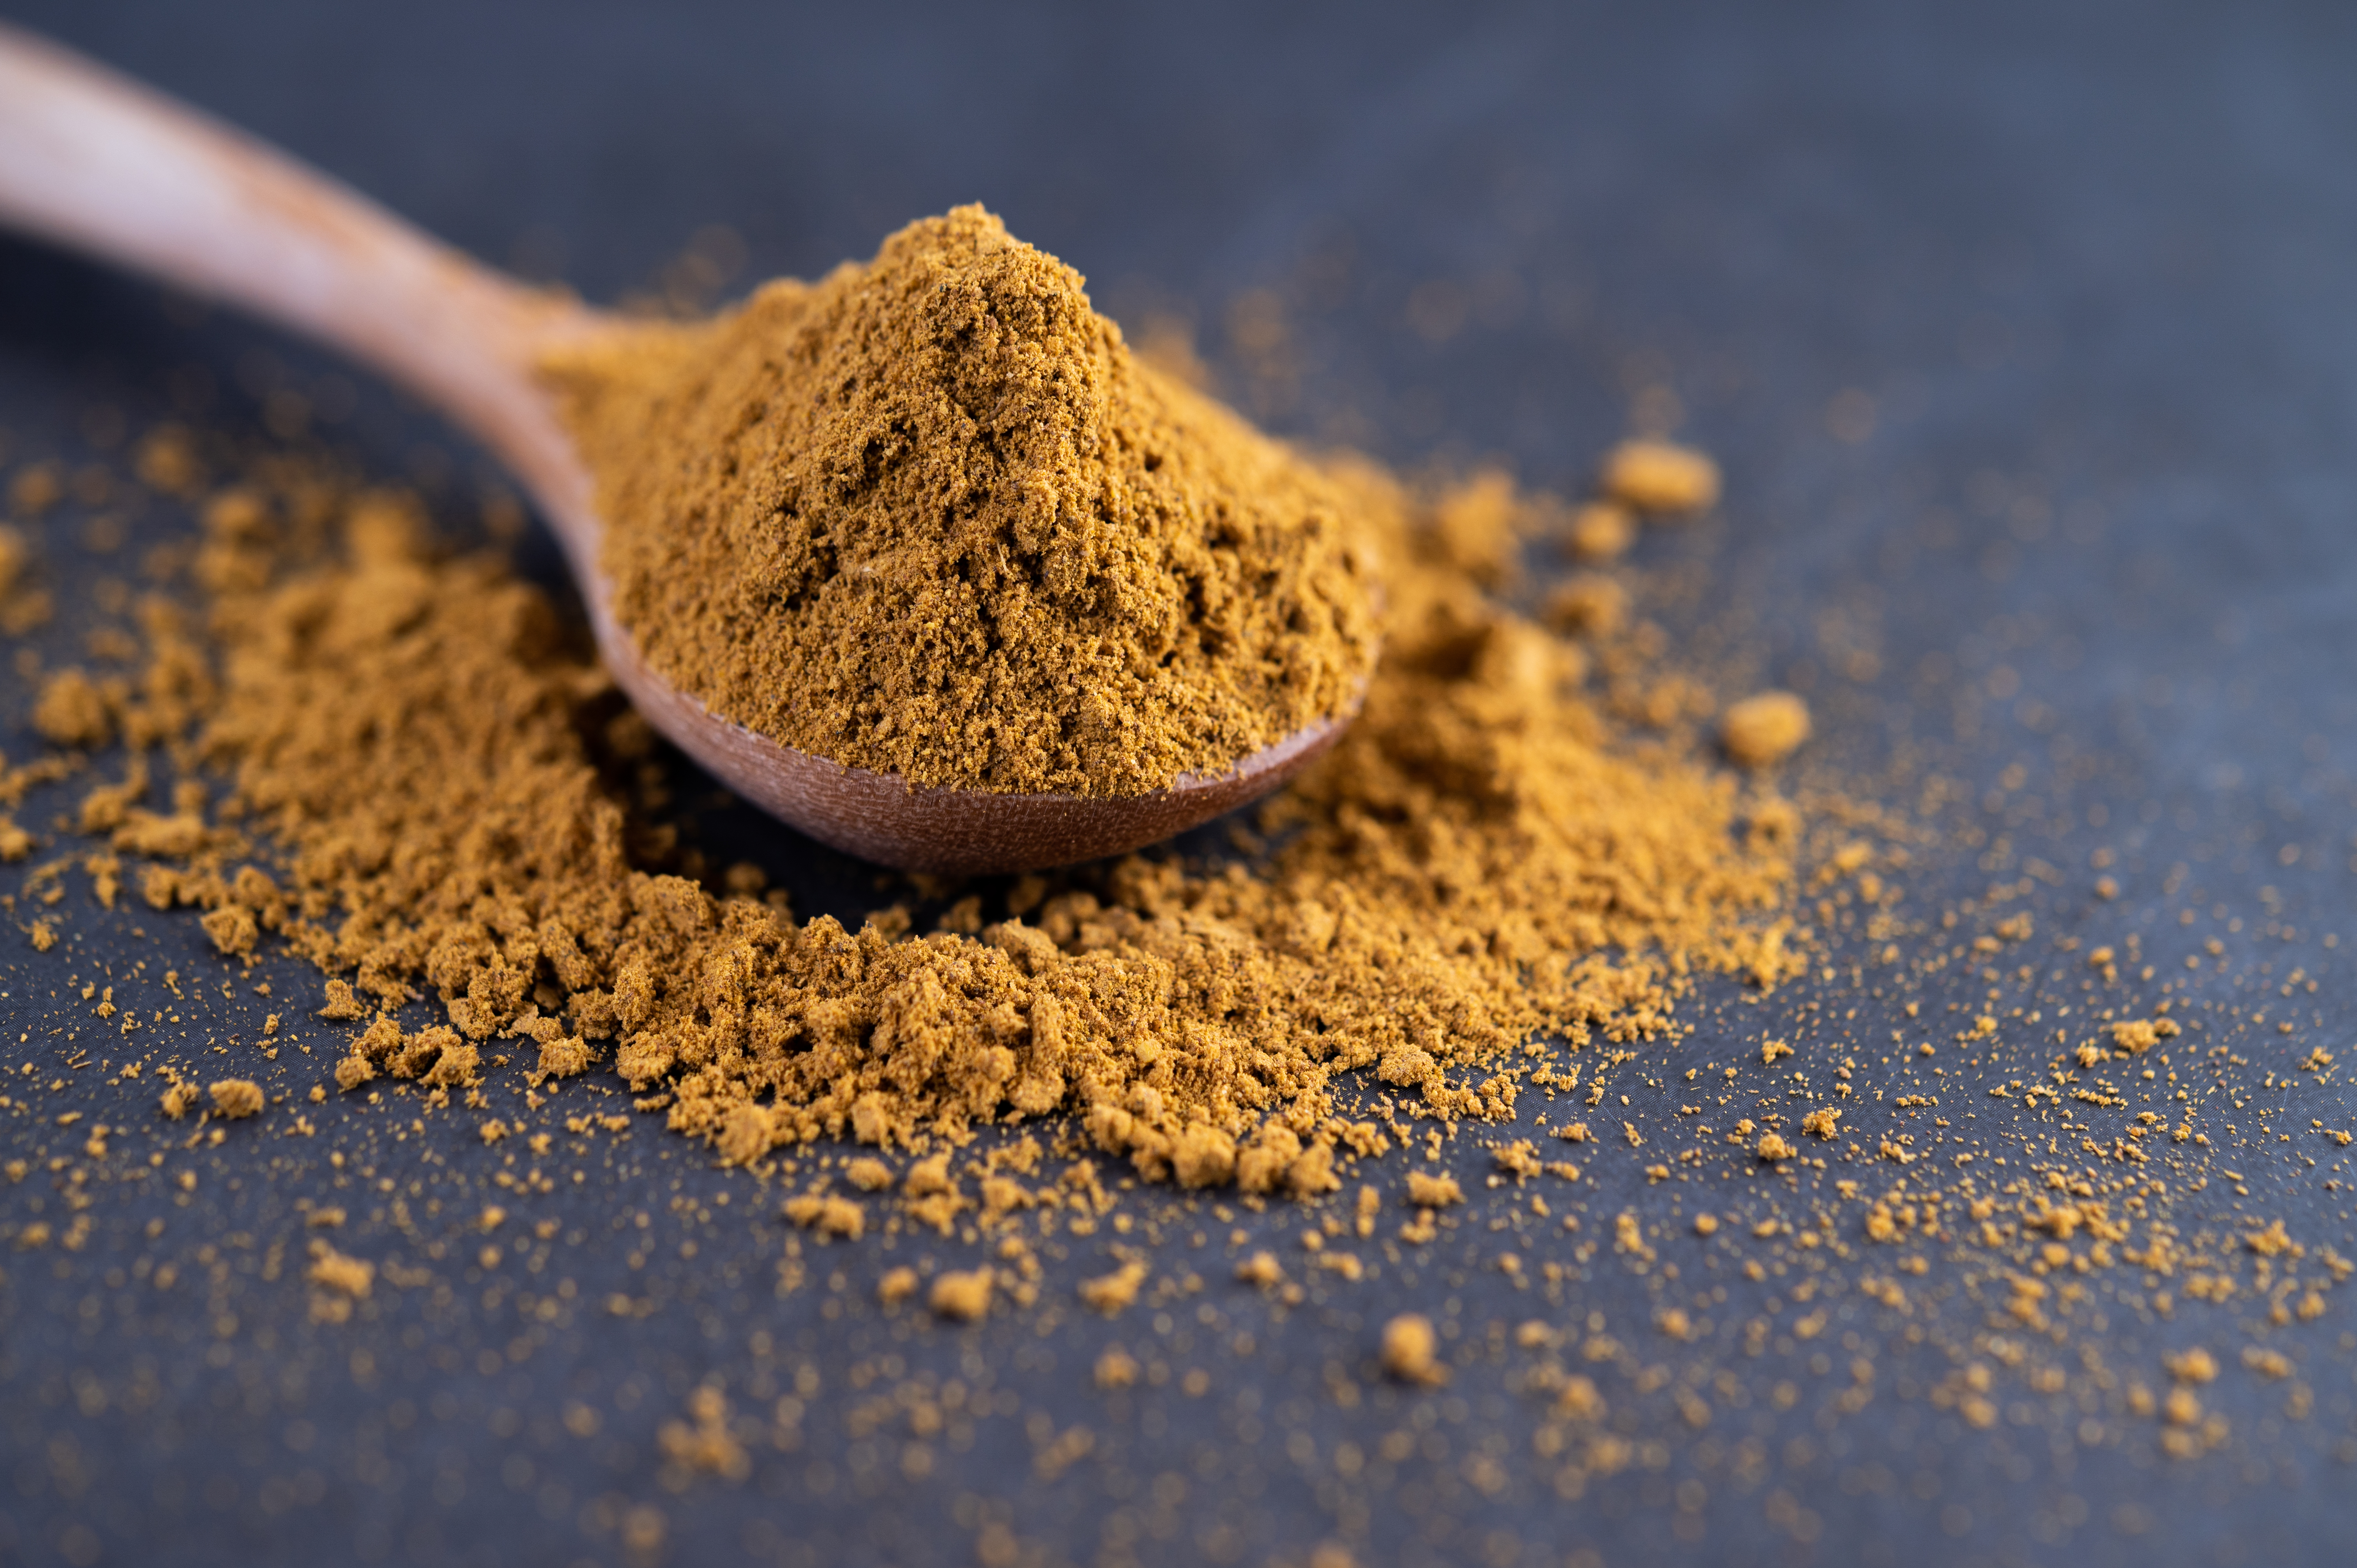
[99,412,1798,1192]
[14,212,2339,1536]
[544,206,1382,796]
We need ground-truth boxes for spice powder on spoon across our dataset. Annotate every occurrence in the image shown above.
[544,205,1383,797]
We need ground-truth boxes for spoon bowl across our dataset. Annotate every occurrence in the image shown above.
[0,23,1359,875]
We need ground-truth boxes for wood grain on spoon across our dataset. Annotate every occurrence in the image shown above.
[0,23,1359,875]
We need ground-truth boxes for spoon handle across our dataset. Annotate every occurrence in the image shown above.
[0,22,597,527]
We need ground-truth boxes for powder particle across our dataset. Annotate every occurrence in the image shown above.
[844,1157,897,1192]
[1601,439,1721,514]
[546,206,1381,796]
[317,979,367,1020]
[1406,1171,1465,1208]
[306,1240,373,1298]
[2166,1348,2219,1385]
[2111,1017,2177,1052]
[1719,690,1812,768]
[1555,1375,1604,1420]
[1379,1312,1445,1385]
[783,1193,864,1241]
[1093,1347,1140,1389]
[1235,1252,1284,1287]
[657,1387,750,1482]
[1078,1259,1148,1314]
[1565,501,1636,563]
[208,1079,264,1119]
[1755,1131,1796,1162]
[200,903,258,956]
[876,1266,920,1307]
[32,667,111,749]
[715,1104,777,1166]
[903,1155,954,1197]
[1492,1141,1543,1179]
[2241,1347,2292,1380]
[929,1268,993,1322]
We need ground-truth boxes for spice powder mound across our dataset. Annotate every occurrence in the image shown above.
[92,415,1799,1191]
[543,205,1382,797]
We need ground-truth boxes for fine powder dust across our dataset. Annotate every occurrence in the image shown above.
[544,206,1382,796]
[92,422,1800,1192]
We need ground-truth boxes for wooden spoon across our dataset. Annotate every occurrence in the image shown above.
[0,24,1360,876]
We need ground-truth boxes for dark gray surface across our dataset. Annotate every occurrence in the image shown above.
[3,2,2356,1565]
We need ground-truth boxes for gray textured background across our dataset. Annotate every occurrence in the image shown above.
[2,2,2355,1565]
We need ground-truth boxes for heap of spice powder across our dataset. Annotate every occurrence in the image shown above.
[542,205,1382,796]
[82,422,1800,1192]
